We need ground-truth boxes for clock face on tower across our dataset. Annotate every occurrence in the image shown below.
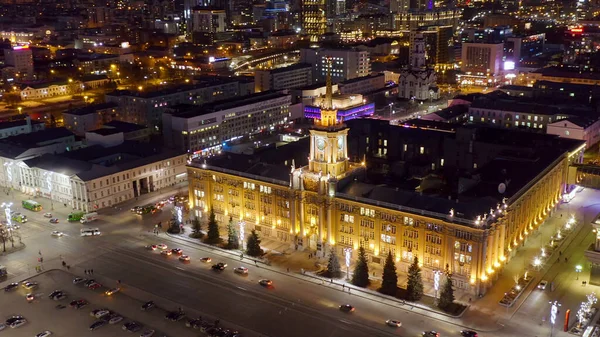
[316,137,325,151]
[337,136,344,150]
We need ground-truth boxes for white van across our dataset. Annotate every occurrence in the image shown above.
[80,228,101,237]
[80,212,98,224]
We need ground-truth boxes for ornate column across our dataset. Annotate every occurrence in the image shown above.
[327,200,333,244]
[299,195,305,238]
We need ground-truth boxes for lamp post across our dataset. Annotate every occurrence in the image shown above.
[550,300,561,337]
[344,247,352,280]
[576,265,583,280]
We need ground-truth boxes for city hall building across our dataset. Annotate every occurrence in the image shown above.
[187,70,585,295]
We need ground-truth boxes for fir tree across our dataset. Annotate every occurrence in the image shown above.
[438,273,455,310]
[205,207,221,244]
[380,251,398,296]
[226,216,239,249]
[351,246,369,287]
[246,229,263,257]
[192,217,202,233]
[327,247,342,278]
[406,256,424,301]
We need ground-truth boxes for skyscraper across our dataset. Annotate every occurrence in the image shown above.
[302,0,327,42]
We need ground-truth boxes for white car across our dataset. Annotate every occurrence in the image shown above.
[179,255,190,262]
[91,309,110,318]
[109,315,124,325]
[140,329,155,337]
[200,257,212,263]
[538,280,548,290]
[234,267,249,274]
[157,244,168,250]
[386,319,402,327]
[36,331,52,337]
[51,231,63,237]
[44,213,53,218]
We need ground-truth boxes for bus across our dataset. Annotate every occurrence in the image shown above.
[11,213,27,223]
[137,205,157,215]
[80,228,101,237]
[22,200,41,212]
[68,211,85,222]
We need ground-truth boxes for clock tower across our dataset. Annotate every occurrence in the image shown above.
[308,56,349,178]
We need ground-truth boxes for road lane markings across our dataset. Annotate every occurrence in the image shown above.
[175,266,185,271]
[237,286,247,291]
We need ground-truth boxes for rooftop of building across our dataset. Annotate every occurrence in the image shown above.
[107,78,244,99]
[498,84,534,92]
[0,117,43,130]
[63,102,118,116]
[20,79,70,89]
[424,105,469,122]
[80,74,109,82]
[549,116,599,128]
[470,92,596,116]
[266,63,312,74]
[339,73,384,85]
[102,120,147,133]
[0,127,73,147]
[532,66,600,80]
[171,91,289,119]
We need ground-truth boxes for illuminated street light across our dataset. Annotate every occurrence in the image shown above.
[576,265,583,280]
[533,257,541,267]
[433,270,442,300]
[44,172,54,210]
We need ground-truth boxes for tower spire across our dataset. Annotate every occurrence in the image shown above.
[324,56,333,110]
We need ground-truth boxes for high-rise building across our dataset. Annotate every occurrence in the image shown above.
[458,42,504,86]
[3,45,33,79]
[302,0,327,42]
[300,47,371,82]
[191,7,226,33]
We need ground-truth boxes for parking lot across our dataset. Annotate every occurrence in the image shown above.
[1,269,235,337]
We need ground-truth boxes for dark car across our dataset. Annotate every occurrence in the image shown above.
[4,283,18,292]
[141,301,155,311]
[186,318,202,329]
[212,263,227,271]
[89,320,108,331]
[461,331,478,337]
[69,299,88,309]
[48,290,66,300]
[199,322,214,333]
[84,279,96,287]
[122,321,143,332]
[206,327,223,337]
[165,311,185,321]
[339,304,355,313]
[224,330,240,337]
[5,316,24,325]
[423,331,440,337]
[171,248,183,255]
[49,218,59,224]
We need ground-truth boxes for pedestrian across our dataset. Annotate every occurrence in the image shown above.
[62,261,66,267]
[240,253,243,260]
[559,251,562,256]
[330,279,333,283]
[342,284,345,290]
[91,269,94,275]
[254,261,258,266]
[59,254,63,261]
[64,203,67,207]
[565,257,568,263]
[348,288,351,294]
[38,250,41,255]
[67,265,70,270]
[84,269,87,275]
[287,268,289,272]
[469,297,472,303]
[40,257,43,263]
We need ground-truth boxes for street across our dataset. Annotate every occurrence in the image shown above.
[0,185,599,337]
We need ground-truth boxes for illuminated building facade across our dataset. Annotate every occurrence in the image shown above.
[302,0,327,42]
[188,60,585,295]
[458,42,504,86]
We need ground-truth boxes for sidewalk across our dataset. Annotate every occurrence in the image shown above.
[165,225,503,332]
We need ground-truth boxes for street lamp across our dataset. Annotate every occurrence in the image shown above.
[17,107,22,115]
[344,247,352,280]
[576,265,583,280]
[550,300,561,337]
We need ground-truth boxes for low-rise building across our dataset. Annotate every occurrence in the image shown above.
[546,117,600,147]
[255,63,313,93]
[63,102,119,136]
[106,78,253,129]
[338,73,386,95]
[19,80,82,101]
[0,116,45,139]
[162,91,292,157]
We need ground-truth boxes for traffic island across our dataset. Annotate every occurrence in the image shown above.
[498,274,534,307]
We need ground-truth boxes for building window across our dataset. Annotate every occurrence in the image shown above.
[419,146,424,154]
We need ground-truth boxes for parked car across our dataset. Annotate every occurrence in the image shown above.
[122,322,143,332]
[35,331,52,337]
[88,282,102,290]
[141,301,155,311]
[73,277,86,284]
[538,280,548,290]
[84,279,96,287]
[140,329,156,337]
[108,315,124,324]
[69,299,88,309]
[165,311,185,321]
[423,331,440,337]
[186,318,202,329]
[90,309,110,318]
[89,320,108,331]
